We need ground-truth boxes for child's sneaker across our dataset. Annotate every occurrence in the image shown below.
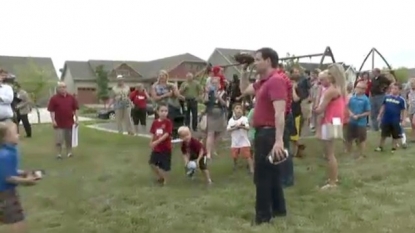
[391,148,397,153]
[402,143,408,149]
[374,147,383,152]
[56,154,62,159]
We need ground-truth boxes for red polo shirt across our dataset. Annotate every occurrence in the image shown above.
[150,118,172,153]
[181,137,206,159]
[252,70,292,127]
[129,90,147,108]
[47,93,79,129]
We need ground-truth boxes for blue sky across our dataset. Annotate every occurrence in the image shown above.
[1,0,414,75]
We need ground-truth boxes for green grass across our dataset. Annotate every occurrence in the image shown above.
[4,125,415,232]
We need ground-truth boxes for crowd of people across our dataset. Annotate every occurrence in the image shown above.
[0,47,414,232]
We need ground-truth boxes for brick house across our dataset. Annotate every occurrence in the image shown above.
[60,53,206,105]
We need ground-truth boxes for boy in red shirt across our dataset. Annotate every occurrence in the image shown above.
[178,126,212,184]
[149,104,172,186]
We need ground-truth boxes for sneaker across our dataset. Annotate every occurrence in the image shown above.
[374,147,383,152]
[391,148,397,153]
[402,144,408,149]
[56,154,62,159]
[67,153,73,158]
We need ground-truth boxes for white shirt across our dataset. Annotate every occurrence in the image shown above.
[227,116,251,148]
[0,84,14,119]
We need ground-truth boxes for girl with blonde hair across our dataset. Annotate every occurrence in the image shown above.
[313,63,347,189]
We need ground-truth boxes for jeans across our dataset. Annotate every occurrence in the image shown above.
[279,113,295,187]
[184,98,198,131]
[370,94,385,131]
[254,127,287,224]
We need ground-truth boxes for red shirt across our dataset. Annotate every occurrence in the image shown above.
[150,118,172,153]
[252,70,292,127]
[129,90,147,108]
[181,137,206,159]
[47,93,79,129]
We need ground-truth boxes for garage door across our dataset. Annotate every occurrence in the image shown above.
[77,88,98,105]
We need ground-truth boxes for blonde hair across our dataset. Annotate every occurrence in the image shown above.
[0,121,14,144]
[327,63,347,97]
[177,126,191,136]
[158,70,169,83]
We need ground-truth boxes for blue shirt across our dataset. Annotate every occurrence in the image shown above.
[0,144,19,191]
[382,95,406,124]
[348,94,371,126]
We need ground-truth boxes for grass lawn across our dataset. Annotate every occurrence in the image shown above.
[4,125,415,233]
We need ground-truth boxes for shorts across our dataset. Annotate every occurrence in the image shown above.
[131,107,147,126]
[381,122,401,139]
[55,128,72,146]
[290,115,301,141]
[0,189,25,224]
[149,151,172,171]
[345,124,367,142]
[189,154,208,170]
[231,147,251,159]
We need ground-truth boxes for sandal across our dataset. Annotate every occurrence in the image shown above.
[321,183,337,190]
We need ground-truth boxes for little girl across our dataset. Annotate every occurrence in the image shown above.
[0,121,41,233]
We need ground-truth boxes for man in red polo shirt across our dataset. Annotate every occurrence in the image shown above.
[240,48,291,225]
[47,82,79,159]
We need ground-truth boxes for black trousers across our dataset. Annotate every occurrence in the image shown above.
[254,127,286,224]
[184,98,198,131]
[16,111,32,137]
[131,107,147,126]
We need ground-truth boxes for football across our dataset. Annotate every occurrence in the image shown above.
[187,161,197,170]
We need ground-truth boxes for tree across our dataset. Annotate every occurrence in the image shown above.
[95,65,110,106]
[282,53,302,72]
[393,67,409,83]
[382,66,409,84]
[15,60,55,123]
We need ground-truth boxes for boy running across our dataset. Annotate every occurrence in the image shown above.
[226,104,253,173]
[178,126,212,184]
[149,104,172,185]
[346,82,370,159]
[375,83,406,153]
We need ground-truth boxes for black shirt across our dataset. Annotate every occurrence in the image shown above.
[370,75,391,96]
[291,86,302,117]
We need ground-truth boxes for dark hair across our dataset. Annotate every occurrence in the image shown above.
[232,74,239,83]
[156,103,168,110]
[392,82,402,89]
[304,70,310,76]
[255,48,279,68]
[233,103,242,109]
[361,71,369,78]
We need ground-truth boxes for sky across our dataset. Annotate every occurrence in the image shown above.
[1,0,414,76]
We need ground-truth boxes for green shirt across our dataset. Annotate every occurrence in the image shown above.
[180,81,200,99]
[247,108,255,140]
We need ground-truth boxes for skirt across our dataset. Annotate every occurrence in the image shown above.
[0,189,24,224]
[206,107,226,133]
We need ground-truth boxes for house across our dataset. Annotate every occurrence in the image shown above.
[61,53,206,104]
[0,55,59,105]
[207,48,357,83]
[208,48,255,80]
